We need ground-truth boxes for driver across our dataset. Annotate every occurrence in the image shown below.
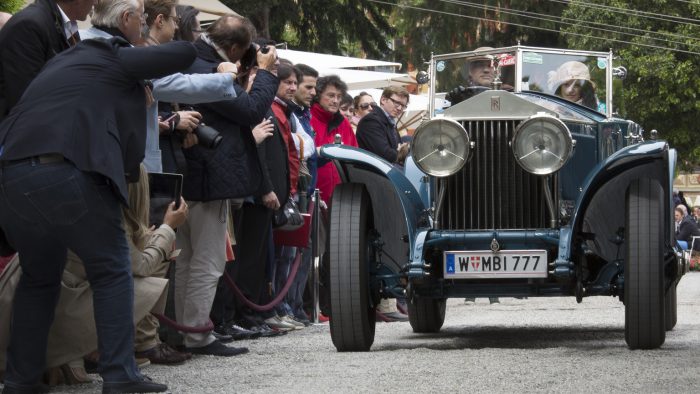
[467,47,495,87]
[445,47,495,105]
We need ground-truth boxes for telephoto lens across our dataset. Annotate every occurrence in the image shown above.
[195,123,223,149]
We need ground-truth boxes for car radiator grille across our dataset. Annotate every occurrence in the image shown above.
[437,120,550,230]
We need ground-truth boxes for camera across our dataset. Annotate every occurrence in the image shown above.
[193,123,222,149]
[240,43,272,72]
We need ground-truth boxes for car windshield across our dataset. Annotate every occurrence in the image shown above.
[433,48,613,116]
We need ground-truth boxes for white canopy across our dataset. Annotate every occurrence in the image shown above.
[277,49,401,70]
[320,68,414,90]
[179,0,239,21]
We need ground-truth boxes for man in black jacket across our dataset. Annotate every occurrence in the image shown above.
[173,14,279,356]
[0,0,95,121]
[0,37,195,394]
[356,86,410,165]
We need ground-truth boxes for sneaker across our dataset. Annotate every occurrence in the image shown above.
[280,315,305,330]
[184,340,249,357]
[218,324,262,340]
[212,327,235,343]
[317,313,330,323]
[251,323,287,337]
[263,316,296,331]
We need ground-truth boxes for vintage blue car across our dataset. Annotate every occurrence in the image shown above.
[320,46,687,351]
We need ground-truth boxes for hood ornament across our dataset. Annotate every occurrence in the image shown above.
[490,237,500,253]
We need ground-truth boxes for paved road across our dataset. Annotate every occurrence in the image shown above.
[29,273,700,393]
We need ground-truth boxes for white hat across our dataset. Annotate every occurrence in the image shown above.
[547,61,592,93]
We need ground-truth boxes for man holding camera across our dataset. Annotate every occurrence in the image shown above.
[174,14,279,356]
[81,0,240,173]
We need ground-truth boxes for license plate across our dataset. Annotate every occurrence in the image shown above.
[444,250,548,279]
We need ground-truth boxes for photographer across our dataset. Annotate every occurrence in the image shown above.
[0,35,196,394]
[174,14,279,357]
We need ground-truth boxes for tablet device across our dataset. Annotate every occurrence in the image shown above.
[148,172,183,227]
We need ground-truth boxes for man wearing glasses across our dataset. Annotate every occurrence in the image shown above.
[356,86,410,165]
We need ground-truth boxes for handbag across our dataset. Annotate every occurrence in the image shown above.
[272,198,304,231]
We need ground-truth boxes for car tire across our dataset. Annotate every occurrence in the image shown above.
[665,281,677,331]
[407,295,446,333]
[624,178,665,349]
[328,183,376,351]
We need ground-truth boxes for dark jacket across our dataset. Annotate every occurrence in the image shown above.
[356,103,400,163]
[677,215,700,250]
[0,0,73,120]
[255,109,290,205]
[182,39,278,201]
[0,38,197,202]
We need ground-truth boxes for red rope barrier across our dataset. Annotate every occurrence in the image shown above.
[222,250,303,312]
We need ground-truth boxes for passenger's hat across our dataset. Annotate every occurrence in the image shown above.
[547,61,593,93]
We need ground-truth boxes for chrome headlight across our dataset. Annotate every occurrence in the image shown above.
[411,118,471,177]
[511,113,573,175]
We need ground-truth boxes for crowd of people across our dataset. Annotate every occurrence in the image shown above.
[0,1,413,393]
[674,191,700,251]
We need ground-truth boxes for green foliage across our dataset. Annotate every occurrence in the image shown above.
[222,0,394,58]
[561,0,700,167]
[0,0,24,14]
[391,0,564,68]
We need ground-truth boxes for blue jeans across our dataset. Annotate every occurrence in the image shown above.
[273,245,296,316]
[0,161,140,389]
[287,247,311,318]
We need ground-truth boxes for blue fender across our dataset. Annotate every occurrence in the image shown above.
[320,145,429,264]
[558,140,673,264]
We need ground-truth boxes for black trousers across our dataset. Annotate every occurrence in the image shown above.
[211,203,272,325]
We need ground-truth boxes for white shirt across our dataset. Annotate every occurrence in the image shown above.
[56,4,78,40]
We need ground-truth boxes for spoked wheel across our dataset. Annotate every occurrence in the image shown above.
[328,183,377,351]
[407,290,446,333]
[665,280,677,331]
[624,178,665,349]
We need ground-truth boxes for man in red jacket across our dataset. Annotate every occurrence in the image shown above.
[310,75,357,204]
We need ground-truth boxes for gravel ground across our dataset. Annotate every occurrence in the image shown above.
[8,272,700,393]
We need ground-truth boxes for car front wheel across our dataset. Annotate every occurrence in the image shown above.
[624,178,665,349]
[328,183,376,351]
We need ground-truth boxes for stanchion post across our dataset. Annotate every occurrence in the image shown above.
[311,188,321,323]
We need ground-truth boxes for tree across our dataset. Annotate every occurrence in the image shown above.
[561,0,700,167]
[0,0,24,14]
[391,0,565,70]
[222,0,395,58]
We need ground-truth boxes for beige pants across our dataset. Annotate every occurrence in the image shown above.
[174,200,228,348]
